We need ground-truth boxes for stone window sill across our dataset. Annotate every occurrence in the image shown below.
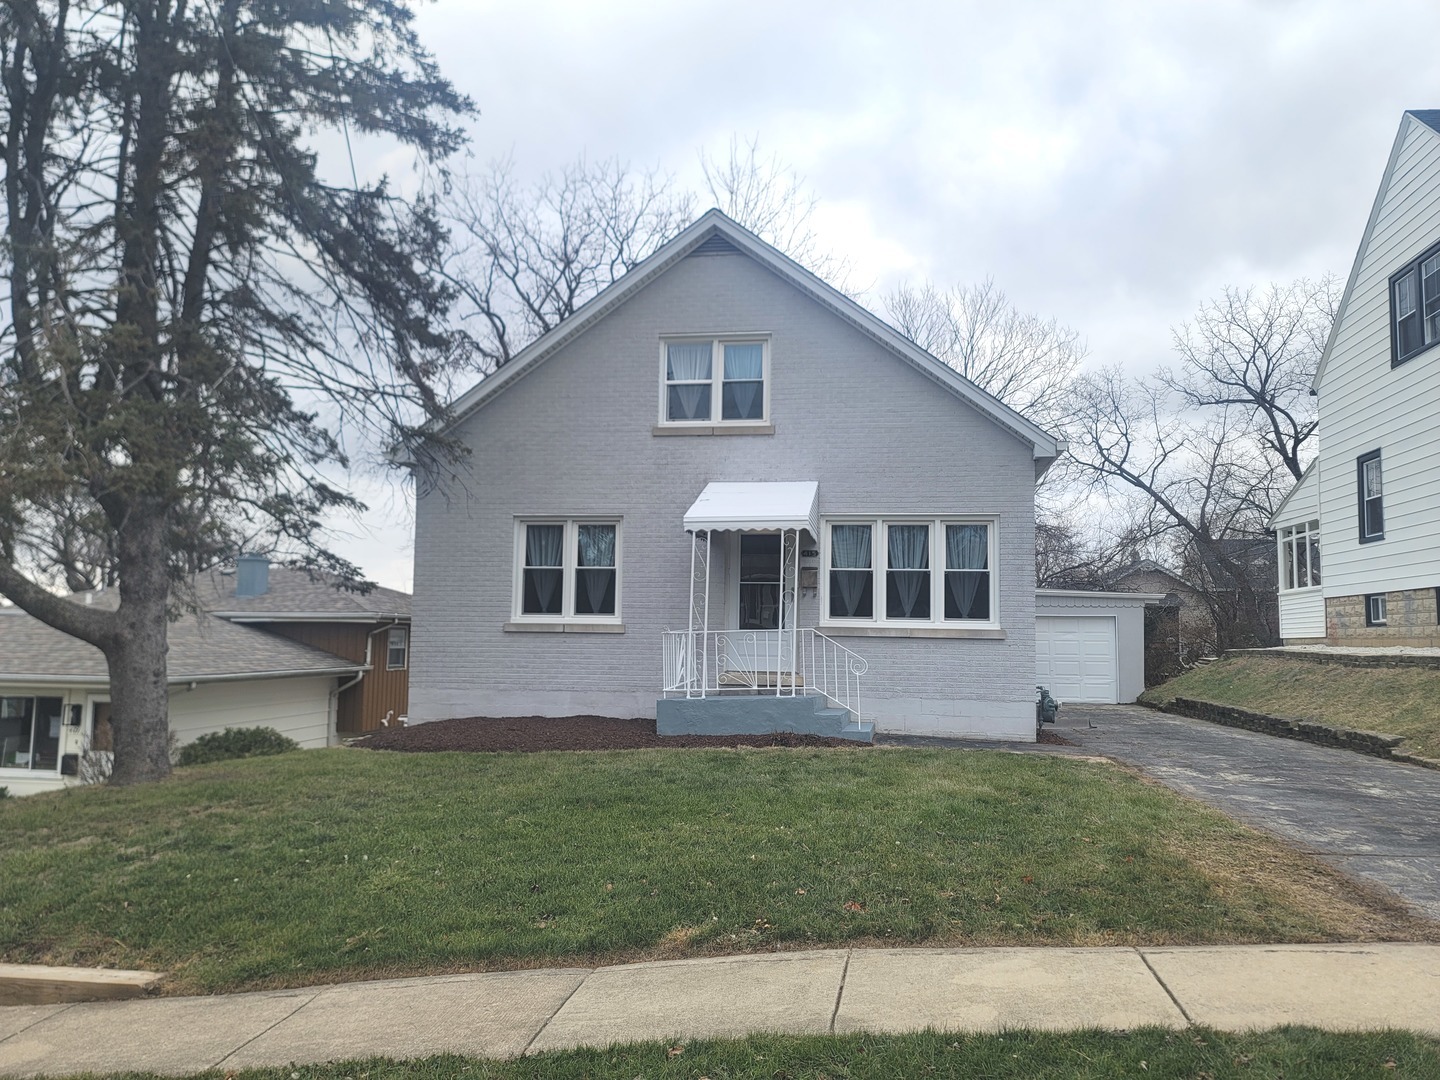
[818,625,1007,640]
[652,423,774,437]
[503,622,625,634]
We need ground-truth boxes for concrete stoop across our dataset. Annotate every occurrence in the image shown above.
[656,694,873,742]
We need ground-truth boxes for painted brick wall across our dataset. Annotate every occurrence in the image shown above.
[411,250,1041,739]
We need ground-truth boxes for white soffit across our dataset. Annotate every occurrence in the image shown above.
[683,481,820,535]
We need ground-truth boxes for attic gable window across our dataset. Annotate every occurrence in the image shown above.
[661,338,768,426]
[1391,240,1440,365]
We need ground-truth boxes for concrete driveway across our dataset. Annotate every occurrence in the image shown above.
[1054,704,1440,920]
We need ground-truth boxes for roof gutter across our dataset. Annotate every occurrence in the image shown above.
[212,612,411,623]
[0,666,366,687]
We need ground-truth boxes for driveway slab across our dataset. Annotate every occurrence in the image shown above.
[222,970,588,1067]
[1142,943,1440,1034]
[835,947,1185,1034]
[1059,704,1440,918]
[528,951,845,1052]
[0,988,317,1077]
[0,1007,66,1044]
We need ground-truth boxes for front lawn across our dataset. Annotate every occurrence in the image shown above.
[97,1029,1440,1080]
[1141,653,1440,758]
[1,747,1432,994]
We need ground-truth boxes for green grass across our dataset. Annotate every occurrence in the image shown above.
[1141,654,1440,758]
[1,748,1431,994]
[88,1029,1440,1080]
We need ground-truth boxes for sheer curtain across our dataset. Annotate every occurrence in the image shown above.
[945,524,988,619]
[829,524,872,618]
[667,343,712,420]
[576,524,617,615]
[722,343,764,420]
[524,524,564,614]
[887,524,930,619]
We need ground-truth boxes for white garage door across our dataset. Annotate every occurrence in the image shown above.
[1036,616,1118,704]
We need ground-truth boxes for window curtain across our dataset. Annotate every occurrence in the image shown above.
[576,524,617,615]
[945,524,988,619]
[887,524,929,618]
[524,524,564,613]
[830,524,872,618]
[667,343,712,420]
[722,344,764,420]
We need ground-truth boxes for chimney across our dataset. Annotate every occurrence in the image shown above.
[235,554,270,598]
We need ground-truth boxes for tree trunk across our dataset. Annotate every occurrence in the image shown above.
[106,504,173,785]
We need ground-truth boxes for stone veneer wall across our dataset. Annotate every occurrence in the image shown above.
[1327,588,1440,648]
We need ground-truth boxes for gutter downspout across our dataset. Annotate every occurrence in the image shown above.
[330,620,402,741]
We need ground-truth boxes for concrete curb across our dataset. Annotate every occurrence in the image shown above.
[2,944,1438,1076]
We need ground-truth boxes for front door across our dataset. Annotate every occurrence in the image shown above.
[737,533,782,630]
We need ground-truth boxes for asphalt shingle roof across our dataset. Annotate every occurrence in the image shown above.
[0,606,362,683]
[73,566,411,620]
[1409,110,1440,136]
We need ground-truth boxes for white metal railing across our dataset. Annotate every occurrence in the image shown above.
[661,628,867,720]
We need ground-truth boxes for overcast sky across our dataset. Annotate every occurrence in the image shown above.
[335,0,1440,590]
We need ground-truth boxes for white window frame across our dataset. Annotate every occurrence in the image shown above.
[1277,520,1321,591]
[819,516,1000,630]
[1366,593,1388,627]
[385,626,409,671]
[511,518,623,624]
[658,336,771,427]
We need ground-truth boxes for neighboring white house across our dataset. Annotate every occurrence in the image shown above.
[1271,110,1440,648]
[409,209,1085,742]
[0,585,366,796]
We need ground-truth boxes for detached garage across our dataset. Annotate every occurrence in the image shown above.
[1034,590,1164,704]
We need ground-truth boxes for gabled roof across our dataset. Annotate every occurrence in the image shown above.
[440,209,1062,471]
[0,605,363,685]
[1312,110,1440,390]
[1268,460,1319,528]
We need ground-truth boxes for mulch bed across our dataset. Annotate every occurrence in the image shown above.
[1037,729,1077,746]
[353,715,864,753]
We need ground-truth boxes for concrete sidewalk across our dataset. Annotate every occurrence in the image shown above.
[2,944,1438,1076]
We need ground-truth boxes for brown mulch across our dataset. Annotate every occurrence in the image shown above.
[1037,729,1078,746]
[353,714,864,753]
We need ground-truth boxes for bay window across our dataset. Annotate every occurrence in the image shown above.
[824,518,996,627]
[1279,520,1321,590]
[515,520,621,622]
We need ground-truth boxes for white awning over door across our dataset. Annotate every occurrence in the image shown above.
[683,481,819,536]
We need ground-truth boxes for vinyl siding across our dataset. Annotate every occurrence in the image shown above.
[1277,590,1326,639]
[168,676,335,748]
[1317,116,1440,599]
[411,249,1041,739]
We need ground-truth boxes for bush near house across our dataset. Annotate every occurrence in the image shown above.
[1141,654,1440,759]
[176,727,300,767]
[0,747,1432,995]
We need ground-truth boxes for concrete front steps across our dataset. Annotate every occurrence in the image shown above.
[656,693,873,742]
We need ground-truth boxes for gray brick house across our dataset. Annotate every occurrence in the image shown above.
[409,210,1062,741]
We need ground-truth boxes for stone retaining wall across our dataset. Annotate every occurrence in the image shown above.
[1162,697,1410,760]
[1229,648,1440,671]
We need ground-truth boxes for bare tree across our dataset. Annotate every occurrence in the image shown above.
[883,278,1086,429]
[442,138,845,373]
[1066,368,1286,650]
[443,157,695,372]
[1163,277,1339,480]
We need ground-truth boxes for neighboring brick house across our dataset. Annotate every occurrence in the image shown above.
[1272,110,1440,648]
[409,210,1063,741]
[1107,560,1212,659]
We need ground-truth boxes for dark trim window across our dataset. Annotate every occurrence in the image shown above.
[1365,594,1388,627]
[0,695,64,771]
[385,627,409,671]
[1390,239,1440,366]
[1357,450,1384,542]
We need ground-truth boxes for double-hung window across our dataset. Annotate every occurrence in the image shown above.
[661,338,768,425]
[1390,240,1440,365]
[1278,520,1321,590]
[1357,450,1384,542]
[825,518,996,627]
[386,627,409,670]
[0,696,64,771]
[515,520,621,622]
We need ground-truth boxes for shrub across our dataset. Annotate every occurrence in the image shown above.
[177,727,300,766]
[0,786,9,799]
